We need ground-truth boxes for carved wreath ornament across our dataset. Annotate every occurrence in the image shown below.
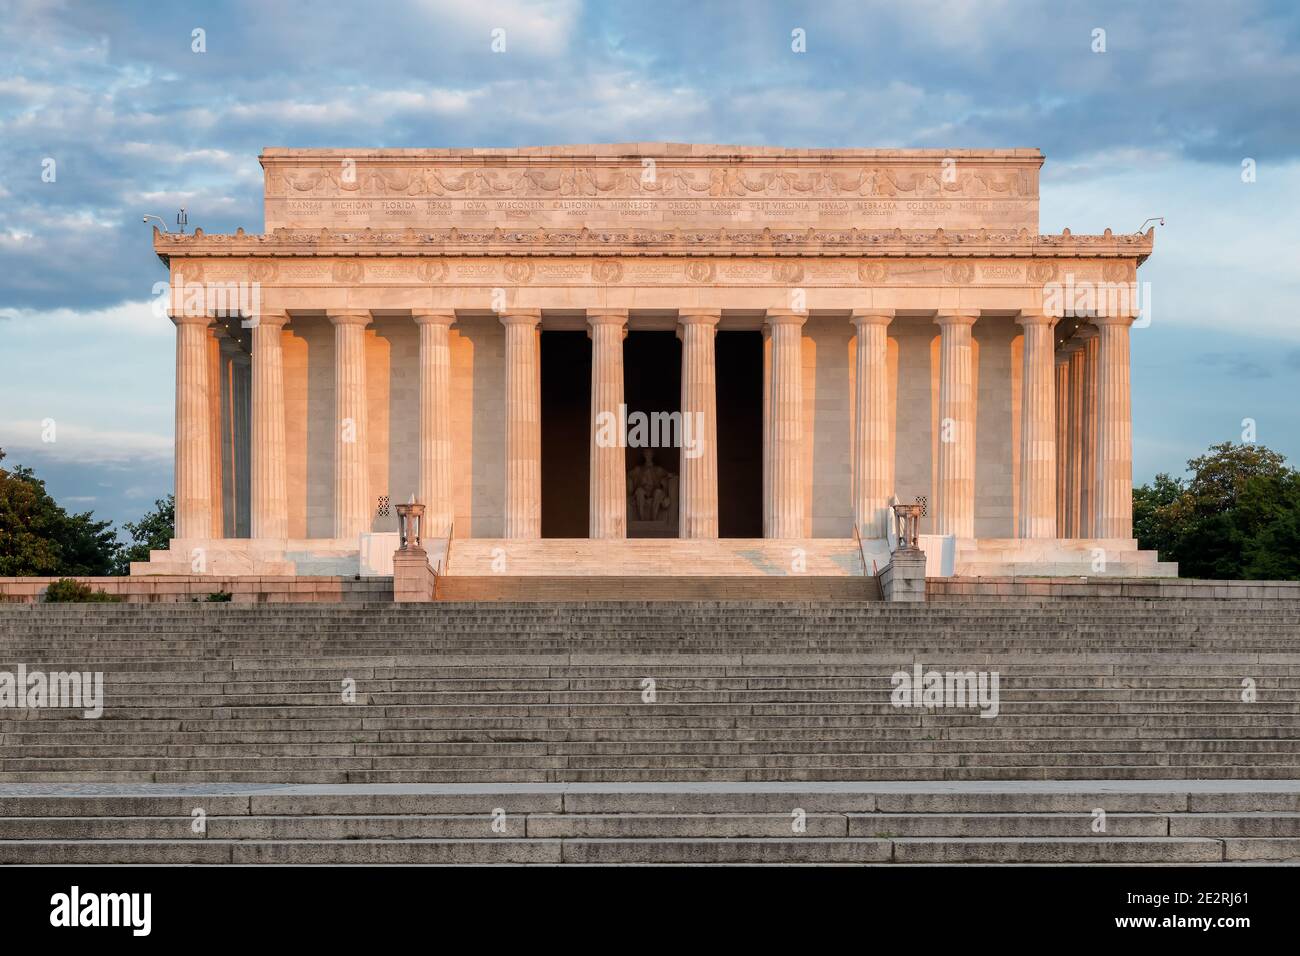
[685,261,716,283]
[942,262,976,284]
[415,260,448,283]
[591,260,623,283]
[858,261,889,283]
[771,261,805,283]
[503,260,534,283]
[331,260,364,283]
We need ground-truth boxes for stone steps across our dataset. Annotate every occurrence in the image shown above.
[1,785,1297,864]
[2,600,1299,796]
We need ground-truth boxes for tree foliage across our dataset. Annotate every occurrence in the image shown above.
[1133,442,1300,580]
[0,448,119,576]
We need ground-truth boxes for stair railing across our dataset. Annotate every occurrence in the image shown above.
[853,523,870,577]
[431,519,453,600]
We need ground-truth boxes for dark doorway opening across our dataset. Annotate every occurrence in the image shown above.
[624,331,681,537]
[716,331,763,537]
[540,330,590,537]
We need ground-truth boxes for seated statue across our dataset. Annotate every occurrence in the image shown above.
[627,449,676,524]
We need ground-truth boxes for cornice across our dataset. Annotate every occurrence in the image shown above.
[155,226,1154,265]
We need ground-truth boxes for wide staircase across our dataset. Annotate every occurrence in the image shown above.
[1,599,1298,863]
[3,783,1298,864]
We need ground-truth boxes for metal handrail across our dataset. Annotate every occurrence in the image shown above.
[853,523,870,577]
[431,519,453,599]
[441,520,453,575]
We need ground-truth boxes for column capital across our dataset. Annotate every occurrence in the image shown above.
[586,308,628,327]
[327,309,373,327]
[247,310,289,330]
[170,312,214,327]
[764,309,808,327]
[934,308,981,327]
[851,308,894,327]
[412,309,456,326]
[1015,311,1057,328]
[1092,312,1137,328]
[499,310,541,327]
[677,309,722,326]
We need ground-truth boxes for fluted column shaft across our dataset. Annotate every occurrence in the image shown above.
[173,313,213,540]
[250,311,289,540]
[1066,344,1086,537]
[414,311,455,540]
[217,335,240,538]
[1078,326,1099,537]
[207,329,224,539]
[851,310,894,538]
[1054,352,1070,534]
[764,311,807,538]
[588,309,628,539]
[678,310,721,538]
[501,311,542,538]
[330,310,373,541]
[1016,313,1057,538]
[934,310,979,538]
[761,327,772,537]
[1094,314,1135,538]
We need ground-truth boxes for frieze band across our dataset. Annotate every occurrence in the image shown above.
[171,255,1138,287]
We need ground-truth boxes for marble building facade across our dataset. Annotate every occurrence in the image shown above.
[137,145,1172,578]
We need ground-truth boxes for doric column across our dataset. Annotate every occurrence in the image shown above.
[678,309,721,538]
[1015,312,1057,538]
[173,313,213,540]
[413,310,455,540]
[207,328,225,539]
[851,309,894,538]
[761,326,772,537]
[501,310,542,538]
[217,334,241,538]
[1066,341,1086,538]
[250,311,289,540]
[1077,325,1099,537]
[1055,350,1070,535]
[233,347,252,538]
[329,309,373,541]
[1093,313,1135,538]
[764,310,807,538]
[934,309,980,538]
[587,309,628,539]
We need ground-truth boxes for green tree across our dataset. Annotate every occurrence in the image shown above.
[114,496,174,574]
[0,448,120,576]
[1240,472,1300,580]
[0,449,62,575]
[1133,442,1300,580]
[1132,472,1185,564]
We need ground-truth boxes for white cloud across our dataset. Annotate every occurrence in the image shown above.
[411,0,580,57]
[0,421,171,464]
[0,298,170,338]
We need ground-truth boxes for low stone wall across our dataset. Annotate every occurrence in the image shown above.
[0,576,391,604]
[928,576,1300,600]
[435,575,879,602]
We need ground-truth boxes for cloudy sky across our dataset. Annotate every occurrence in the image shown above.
[1,0,1298,530]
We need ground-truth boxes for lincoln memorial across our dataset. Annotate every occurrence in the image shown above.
[136,144,1172,580]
